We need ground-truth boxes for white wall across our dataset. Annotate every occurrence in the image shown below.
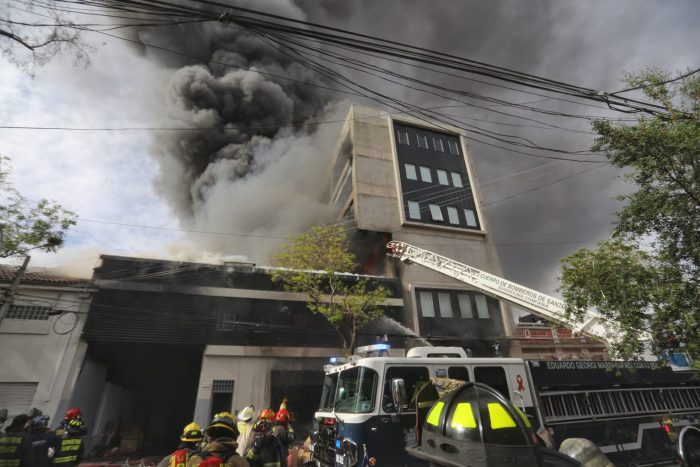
[0,284,92,421]
[193,346,339,427]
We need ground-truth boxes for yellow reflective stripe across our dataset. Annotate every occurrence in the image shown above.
[53,456,78,464]
[488,402,516,429]
[426,401,444,426]
[62,445,80,452]
[514,406,532,428]
[0,460,20,467]
[450,402,476,430]
[0,446,18,453]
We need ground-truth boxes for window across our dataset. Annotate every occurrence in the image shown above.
[419,292,435,317]
[436,169,449,185]
[407,201,421,219]
[475,294,490,319]
[6,305,50,320]
[429,204,443,221]
[458,294,474,318]
[451,172,463,187]
[0,383,37,422]
[335,366,378,413]
[447,206,460,225]
[319,373,338,411]
[448,140,460,155]
[474,367,509,399]
[397,130,409,145]
[210,380,234,420]
[438,293,453,318]
[417,134,428,149]
[464,209,478,227]
[216,312,234,331]
[419,166,432,183]
[433,137,444,152]
[448,366,470,382]
[405,163,417,180]
[383,366,430,412]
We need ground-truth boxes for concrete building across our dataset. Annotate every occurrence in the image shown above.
[73,255,405,453]
[0,265,93,422]
[325,105,514,356]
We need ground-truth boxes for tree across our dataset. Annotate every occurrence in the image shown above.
[271,225,389,356]
[559,68,699,363]
[1,2,91,75]
[0,155,77,258]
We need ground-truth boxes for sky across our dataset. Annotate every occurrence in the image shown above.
[0,0,698,297]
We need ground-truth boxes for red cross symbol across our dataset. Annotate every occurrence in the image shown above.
[516,375,525,392]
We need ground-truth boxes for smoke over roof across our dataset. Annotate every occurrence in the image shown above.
[129,0,698,291]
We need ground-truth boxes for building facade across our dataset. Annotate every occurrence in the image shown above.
[325,105,513,356]
[0,266,93,423]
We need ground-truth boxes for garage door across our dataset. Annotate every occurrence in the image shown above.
[0,382,37,418]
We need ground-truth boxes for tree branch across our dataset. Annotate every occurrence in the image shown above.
[0,28,35,50]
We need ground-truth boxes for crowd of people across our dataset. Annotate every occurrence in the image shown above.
[159,400,295,467]
[0,400,295,467]
[0,408,88,467]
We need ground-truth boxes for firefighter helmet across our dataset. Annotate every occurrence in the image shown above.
[180,422,204,442]
[275,408,290,425]
[407,382,581,467]
[237,406,255,422]
[30,415,49,429]
[206,412,239,439]
[259,408,275,421]
[64,407,81,420]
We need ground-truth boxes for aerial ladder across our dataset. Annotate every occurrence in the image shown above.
[386,240,653,357]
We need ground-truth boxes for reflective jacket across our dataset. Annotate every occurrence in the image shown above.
[0,428,33,467]
[157,447,201,467]
[51,436,83,467]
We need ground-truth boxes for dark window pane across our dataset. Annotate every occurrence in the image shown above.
[474,366,509,398]
[383,366,430,412]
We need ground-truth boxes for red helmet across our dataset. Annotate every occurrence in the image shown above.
[275,408,289,425]
[64,407,81,420]
[259,409,275,421]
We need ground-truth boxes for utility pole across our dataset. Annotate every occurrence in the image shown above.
[0,255,30,327]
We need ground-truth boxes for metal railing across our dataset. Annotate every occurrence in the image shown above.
[539,386,700,422]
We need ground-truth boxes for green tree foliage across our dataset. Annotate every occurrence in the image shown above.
[271,225,389,356]
[0,155,76,258]
[559,69,699,363]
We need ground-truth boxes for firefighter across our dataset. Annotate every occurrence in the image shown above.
[54,409,81,439]
[157,422,204,467]
[272,401,294,462]
[245,410,283,467]
[29,415,58,467]
[236,407,255,457]
[197,412,248,467]
[52,415,86,467]
[0,414,32,467]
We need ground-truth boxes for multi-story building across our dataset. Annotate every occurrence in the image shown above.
[0,266,93,422]
[325,105,514,356]
[512,314,609,361]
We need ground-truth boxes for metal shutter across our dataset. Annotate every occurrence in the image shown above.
[0,382,38,418]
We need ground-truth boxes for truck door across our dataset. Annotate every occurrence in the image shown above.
[373,366,430,466]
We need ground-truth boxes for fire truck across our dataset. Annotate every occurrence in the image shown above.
[310,242,699,466]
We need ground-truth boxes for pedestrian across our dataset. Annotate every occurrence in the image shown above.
[29,415,58,467]
[157,422,204,467]
[0,414,33,467]
[235,407,255,457]
[51,412,86,467]
[196,412,248,467]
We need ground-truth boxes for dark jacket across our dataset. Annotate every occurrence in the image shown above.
[51,435,83,467]
[30,431,59,467]
[0,427,33,467]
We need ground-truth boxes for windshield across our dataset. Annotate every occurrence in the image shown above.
[334,366,378,413]
[319,373,338,411]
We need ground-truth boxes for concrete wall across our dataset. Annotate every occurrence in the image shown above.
[338,105,514,339]
[0,284,92,421]
[193,346,341,427]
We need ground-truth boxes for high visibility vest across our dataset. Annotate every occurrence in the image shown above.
[169,448,193,467]
[52,437,82,466]
[0,433,27,467]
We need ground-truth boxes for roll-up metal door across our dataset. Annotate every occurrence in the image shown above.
[0,382,38,418]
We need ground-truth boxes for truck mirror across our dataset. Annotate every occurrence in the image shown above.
[391,378,408,413]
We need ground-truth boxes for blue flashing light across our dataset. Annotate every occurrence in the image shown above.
[335,439,342,450]
[374,343,390,351]
[330,357,340,363]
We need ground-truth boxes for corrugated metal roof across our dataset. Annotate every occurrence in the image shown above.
[0,265,90,286]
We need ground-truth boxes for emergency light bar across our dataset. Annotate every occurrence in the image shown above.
[356,343,390,357]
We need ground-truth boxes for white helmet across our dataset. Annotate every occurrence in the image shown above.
[237,405,255,422]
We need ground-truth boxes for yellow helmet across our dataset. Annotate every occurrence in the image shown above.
[180,422,204,442]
